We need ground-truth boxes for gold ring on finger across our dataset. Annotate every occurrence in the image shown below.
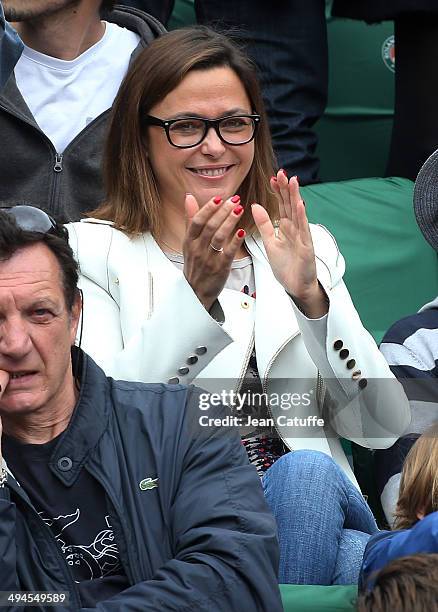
[209,243,224,253]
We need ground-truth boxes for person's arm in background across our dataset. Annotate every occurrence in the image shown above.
[360,511,438,591]
[0,1,22,91]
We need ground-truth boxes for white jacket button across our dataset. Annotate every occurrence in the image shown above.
[168,377,180,384]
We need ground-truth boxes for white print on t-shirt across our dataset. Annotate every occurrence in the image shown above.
[39,510,122,581]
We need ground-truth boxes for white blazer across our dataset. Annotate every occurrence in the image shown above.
[67,219,410,486]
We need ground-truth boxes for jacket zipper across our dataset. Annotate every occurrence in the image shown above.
[85,464,141,585]
[316,371,326,412]
[0,101,110,215]
[9,486,81,610]
[262,331,300,449]
[235,330,255,396]
[54,154,63,172]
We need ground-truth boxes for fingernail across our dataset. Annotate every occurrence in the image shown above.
[213,196,222,204]
[233,205,244,215]
[237,229,245,238]
[231,195,240,203]
[280,169,287,177]
[271,176,277,182]
[296,176,300,185]
[185,192,192,196]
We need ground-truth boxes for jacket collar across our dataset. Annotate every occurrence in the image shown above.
[0,73,38,126]
[144,231,303,380]
[244,234,301,379]
[105,6,166,51]
[48,348,111,487]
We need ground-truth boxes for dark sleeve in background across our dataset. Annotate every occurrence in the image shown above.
[332,0,438,22]
[0,1,23,91]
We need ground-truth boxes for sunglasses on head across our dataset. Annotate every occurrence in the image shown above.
[0,205,57,233]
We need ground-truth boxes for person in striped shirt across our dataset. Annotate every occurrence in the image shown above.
[377,148,438,524]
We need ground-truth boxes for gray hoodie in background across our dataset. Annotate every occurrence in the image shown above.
[0,0,22,90]
[0,6,164,221]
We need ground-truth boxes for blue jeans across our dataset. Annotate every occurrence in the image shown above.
[263,450,378,584]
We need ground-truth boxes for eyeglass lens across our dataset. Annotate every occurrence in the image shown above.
[168,116,256,146]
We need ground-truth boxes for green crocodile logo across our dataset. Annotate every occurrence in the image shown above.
[139,477,159,491]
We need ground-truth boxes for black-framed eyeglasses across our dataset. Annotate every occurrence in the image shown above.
[144,114,261,148]
[0,205,56,233]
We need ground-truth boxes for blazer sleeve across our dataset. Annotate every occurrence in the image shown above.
[84,389,283,612]
[67,222,233,384]
[290,224,411,448]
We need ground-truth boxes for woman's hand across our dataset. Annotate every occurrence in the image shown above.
[251,171,328,318]
[183,194,246,311]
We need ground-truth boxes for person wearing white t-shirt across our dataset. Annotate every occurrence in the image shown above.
[0,0,164,220]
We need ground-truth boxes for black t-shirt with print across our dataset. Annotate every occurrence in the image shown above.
[3,433,130,607]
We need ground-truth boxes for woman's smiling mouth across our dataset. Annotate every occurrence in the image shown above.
[188,165,234,177]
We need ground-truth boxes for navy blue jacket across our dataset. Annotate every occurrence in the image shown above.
[360,511,438,590]
[0,1,22,91]
[0,351,282,611]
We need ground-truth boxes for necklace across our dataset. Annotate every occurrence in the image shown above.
[159,238,183,256]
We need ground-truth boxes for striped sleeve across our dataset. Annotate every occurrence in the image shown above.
[376,308,438,524]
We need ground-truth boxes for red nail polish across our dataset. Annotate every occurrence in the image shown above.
[271,176,277,181]
[231,195,240,203]
[282,169,287,177]
[213,196,222,204]
[296,176,300,185]
[237,229,245,238]
[233,205,243,215]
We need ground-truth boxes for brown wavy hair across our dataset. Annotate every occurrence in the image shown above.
[90,26,278,237]
[393,422,438,529]
[357,554,438,612]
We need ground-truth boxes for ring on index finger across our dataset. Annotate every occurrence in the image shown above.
[209,243,224,253]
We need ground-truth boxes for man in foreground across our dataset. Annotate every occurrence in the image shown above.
[0,205,282,610]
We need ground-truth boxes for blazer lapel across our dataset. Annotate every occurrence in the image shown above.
[245,234,300,381]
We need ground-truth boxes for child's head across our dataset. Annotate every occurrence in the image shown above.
[394,423,438,529]
[357,554,438,612]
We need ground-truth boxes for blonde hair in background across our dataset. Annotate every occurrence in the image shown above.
[90,26,278,237]
[393,422,438,530]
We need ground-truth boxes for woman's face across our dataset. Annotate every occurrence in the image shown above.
[146,66,255,210]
